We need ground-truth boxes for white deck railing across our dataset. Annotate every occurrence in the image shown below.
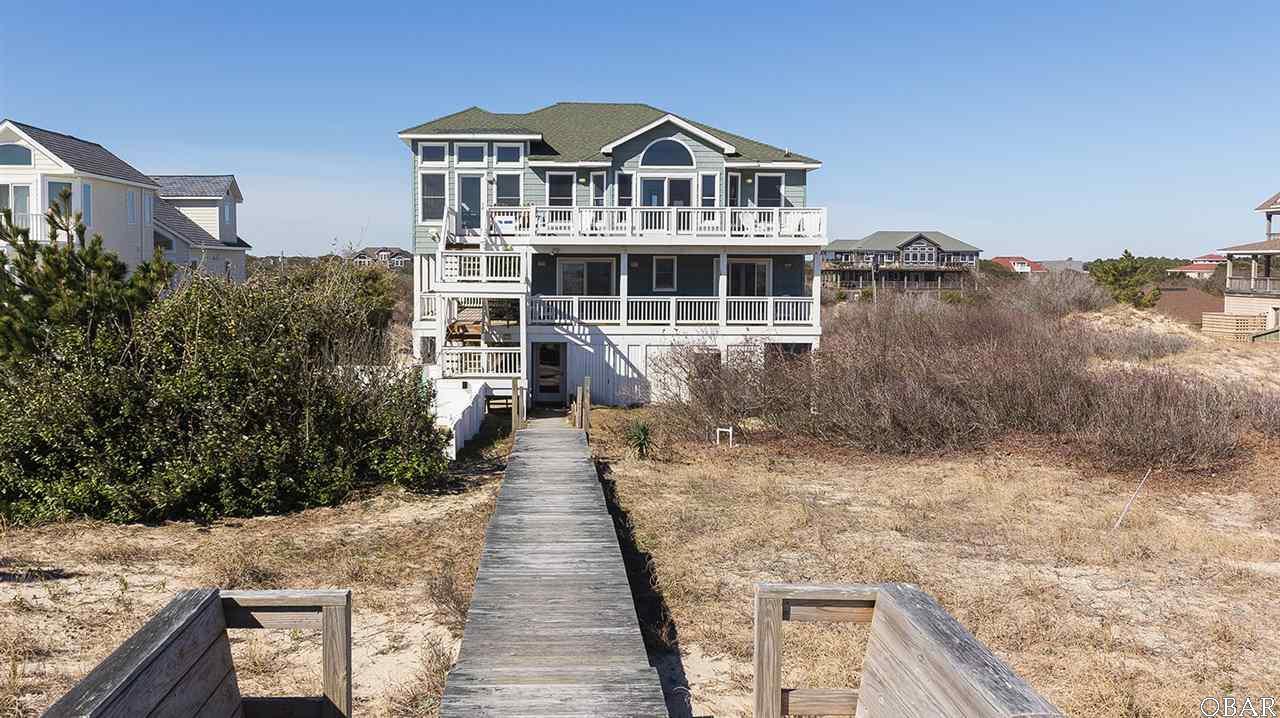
[484,206,826,240]
[417,294,438,321]
[1227,277,1280,294]
[438,250,524,283]
[440,348,522,378]
[529,295,815,327]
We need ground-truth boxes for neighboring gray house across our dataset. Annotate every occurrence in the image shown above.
[150,175,251,282]
[823,231,981,291]
[401,102,827,411]
[352,246,412,269]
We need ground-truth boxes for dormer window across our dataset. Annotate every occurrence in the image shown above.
[223,198,232,223]
[640,139,694,167]
[0,144,32,165]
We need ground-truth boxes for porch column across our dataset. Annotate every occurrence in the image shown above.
[620,251,629,326]
[1226,254,1233,286]
[519,294,528,407]
[1251,256,1258,290]
[718,250,728,328]
[811,251,822,327]
[1268,212,1273,238]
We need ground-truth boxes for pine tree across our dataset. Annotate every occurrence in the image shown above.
[0,187,172,373]
[1088,249,1161,308]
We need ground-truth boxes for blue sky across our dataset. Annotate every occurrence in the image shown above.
[1,1,1274,260]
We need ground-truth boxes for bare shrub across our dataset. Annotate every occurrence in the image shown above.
[993,270,1111,318]
[1083,367,1242,469]
[655,291,1279,470]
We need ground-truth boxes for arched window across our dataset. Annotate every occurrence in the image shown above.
[640,139,694,167]
[0,144,32,166]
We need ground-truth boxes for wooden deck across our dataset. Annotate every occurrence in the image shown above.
[441,418,667,717]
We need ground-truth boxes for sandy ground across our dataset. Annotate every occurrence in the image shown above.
[1073,304,1280,392]
[0,424,509,717]
[594,408,1280,718]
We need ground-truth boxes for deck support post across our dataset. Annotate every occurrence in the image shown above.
[718,249,728,328]
[1252,256,1258,290]
[811,251,822,327]
[620,251,629,326]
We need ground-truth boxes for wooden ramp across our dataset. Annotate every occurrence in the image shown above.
[441,419,667,717]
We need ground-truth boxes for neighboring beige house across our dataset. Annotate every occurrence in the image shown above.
[0,119,250,282]
[1,119,159,268]
[351,246,412,269]
[149,175,250,282]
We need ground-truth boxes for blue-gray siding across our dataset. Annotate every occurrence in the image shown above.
[409,120,813,254]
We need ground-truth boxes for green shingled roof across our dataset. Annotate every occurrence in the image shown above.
[399,102,820,164]
[826,231,982,253]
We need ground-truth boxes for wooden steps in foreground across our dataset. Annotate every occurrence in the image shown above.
[441,419,666,717]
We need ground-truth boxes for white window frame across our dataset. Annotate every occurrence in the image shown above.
[590,171,607,207]
[727,172,742,207]
[698,173,718,208]
[493,142,524,167]
[753,173,785,208]
[455,172,486,235]
[494,172,523,207]
[81,183,92,227]
[126,190,138,225]
[636,173,696,207]
[454,142,488,168]
[546,171,577,207]
[418,171,447,224]
[143,193,153,225]
[653,255,678,292]
[555,256,616,296]
[728,258,773,296]
[223,198,232,223]
[418,141,448,167]
[615,172,634,206]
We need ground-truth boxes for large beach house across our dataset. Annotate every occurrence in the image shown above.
[401,102,826,409]
[1202,192,1280,339]
[0,119,250,281]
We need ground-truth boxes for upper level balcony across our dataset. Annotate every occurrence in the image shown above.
[1226,277,1280,295]
[479,206,826,245]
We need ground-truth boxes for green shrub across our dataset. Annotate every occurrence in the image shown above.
[0,264,450,524]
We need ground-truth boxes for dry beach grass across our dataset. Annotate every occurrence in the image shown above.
[596,409,1280,717]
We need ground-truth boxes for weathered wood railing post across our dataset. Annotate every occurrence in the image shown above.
[751,582,1062,717]
[753,589,783,718]
[322,591,353,718]
[582,375,592,433]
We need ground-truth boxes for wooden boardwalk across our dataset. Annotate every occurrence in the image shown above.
[441,418,667,717]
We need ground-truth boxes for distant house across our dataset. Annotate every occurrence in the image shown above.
[989,256,1048,274]
[351,246,411,269]
[1166,253,1227,280]
[1200,193,1280,339]
[150,175,251,282]
[822,231,981,291]
[0,119,250,282]
[1040,257,1086,273]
